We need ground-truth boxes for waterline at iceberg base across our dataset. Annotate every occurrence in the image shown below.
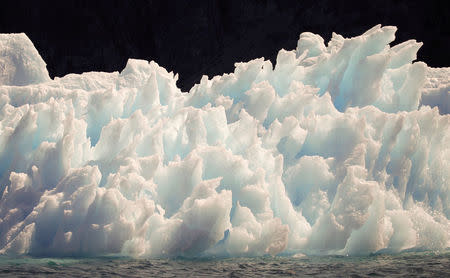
[0,25,448,258]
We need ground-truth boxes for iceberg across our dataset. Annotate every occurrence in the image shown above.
[0,25,448,257]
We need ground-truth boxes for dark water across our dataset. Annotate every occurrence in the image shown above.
[0,252,448,277]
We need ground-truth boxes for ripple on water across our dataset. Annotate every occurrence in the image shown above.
[0,252,448,277]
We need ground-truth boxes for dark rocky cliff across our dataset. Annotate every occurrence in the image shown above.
[1,0,448,91]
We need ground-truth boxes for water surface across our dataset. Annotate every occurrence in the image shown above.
[0,251,448,277]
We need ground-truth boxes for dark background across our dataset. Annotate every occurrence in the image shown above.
[1,0,448,91]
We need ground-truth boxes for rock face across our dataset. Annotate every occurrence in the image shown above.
[0,26,449,258]
[0,1,448,91]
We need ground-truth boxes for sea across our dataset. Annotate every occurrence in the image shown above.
[0,251,448,277]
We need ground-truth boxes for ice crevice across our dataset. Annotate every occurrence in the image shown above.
[0,25,449,257]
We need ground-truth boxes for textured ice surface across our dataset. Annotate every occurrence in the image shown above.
[0,25,449,257]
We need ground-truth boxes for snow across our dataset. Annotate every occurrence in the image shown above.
[0,25,449,257]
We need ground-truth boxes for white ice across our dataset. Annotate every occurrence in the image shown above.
[0,25,449,257]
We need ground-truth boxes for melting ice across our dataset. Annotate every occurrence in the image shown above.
[0,25,449,257]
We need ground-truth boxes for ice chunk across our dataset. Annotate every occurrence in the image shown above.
[0,26,449,258]
[421,67,450,115]
[0,33,50,86]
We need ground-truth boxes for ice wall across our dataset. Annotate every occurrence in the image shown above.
[0,25,448,257]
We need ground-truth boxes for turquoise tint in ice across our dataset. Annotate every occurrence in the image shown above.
[0,26,448,257]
